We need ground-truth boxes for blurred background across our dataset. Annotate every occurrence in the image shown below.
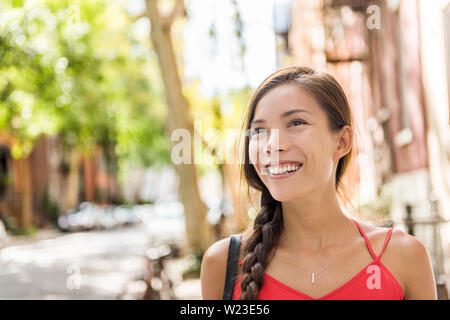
[0,0,449,300]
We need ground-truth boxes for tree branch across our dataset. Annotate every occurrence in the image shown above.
[130,13,148,22]
[161,0,186,29]
[145,0,162,26]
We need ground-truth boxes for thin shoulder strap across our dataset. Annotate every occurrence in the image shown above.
[222,233,242,300]
[378,227,393,259]
[352,219,378,260]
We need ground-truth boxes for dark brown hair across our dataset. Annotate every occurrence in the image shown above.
[237,66,355,300]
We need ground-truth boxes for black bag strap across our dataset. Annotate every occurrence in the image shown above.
[222,233,242,300]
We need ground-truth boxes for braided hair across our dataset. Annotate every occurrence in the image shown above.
[238,66,354,299]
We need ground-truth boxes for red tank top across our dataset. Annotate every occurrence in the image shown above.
[232,219,404,300]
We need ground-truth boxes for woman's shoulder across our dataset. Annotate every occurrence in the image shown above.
[200,237,231,299]
[202,229,251,261]
[200,231,250,299]
[355,219,428,258]
[356,219,436,298]
[384,227,436,299]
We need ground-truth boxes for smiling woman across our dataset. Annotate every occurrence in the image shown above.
[200,66,437,300]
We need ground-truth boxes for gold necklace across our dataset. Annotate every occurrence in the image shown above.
[287,220,351,284]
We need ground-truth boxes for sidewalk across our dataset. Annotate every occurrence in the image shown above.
[0,226,204,300]
[4,228,64,247]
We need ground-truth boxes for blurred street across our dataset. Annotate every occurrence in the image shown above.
[0,223,201,300]
[0,0,448,300]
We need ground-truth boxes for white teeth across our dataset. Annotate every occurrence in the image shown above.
[268,164,302,175]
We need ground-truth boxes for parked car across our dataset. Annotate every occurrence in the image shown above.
[57,202,146,232]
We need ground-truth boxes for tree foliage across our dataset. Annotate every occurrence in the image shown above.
[0,0,169,170]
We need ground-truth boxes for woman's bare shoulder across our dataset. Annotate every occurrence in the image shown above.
[200,231,250,300]
[357,219,437,299]
[200,237,232,300]
[356,219,430,264]
[356,220,431,260]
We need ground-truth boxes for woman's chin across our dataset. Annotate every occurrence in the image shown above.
[269,190,299,202]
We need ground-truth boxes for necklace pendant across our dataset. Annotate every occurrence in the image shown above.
[312,273,315,284]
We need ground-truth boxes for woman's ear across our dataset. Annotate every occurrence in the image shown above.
[334,125,353,162]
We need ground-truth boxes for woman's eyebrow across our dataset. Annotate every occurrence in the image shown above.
[250,108,311,126]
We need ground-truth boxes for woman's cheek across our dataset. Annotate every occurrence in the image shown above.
[248,138,261,170]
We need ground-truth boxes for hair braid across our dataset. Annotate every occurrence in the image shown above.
[239,188,283,300]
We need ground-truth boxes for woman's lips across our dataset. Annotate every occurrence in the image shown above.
[264,161,302,168]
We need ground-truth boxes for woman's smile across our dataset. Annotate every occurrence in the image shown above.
[266,166,302,179]
[263,162,303,179]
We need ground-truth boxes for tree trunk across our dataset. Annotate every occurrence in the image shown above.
[221,163,248,231]
[47,135,66,213]
[13,156,33,229]
[82,150,95,202]
[64,149,80,212]
[145,0,213,254]
[106,144,120,204]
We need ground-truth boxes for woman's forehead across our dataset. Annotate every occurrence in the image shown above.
[253,84,322,119]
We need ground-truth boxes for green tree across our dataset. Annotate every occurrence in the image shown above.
[0,0,169,227]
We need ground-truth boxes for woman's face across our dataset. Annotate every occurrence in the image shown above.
[248,84,344,202]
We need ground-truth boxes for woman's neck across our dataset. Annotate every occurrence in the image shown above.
[278,188,352,252]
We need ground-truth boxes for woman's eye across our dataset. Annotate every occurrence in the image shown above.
[289,119,306,127]
[251,127,267,136]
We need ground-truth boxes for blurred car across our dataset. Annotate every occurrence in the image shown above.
[57,202,145,232]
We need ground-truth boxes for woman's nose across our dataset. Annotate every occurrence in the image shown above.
[263,129,286,154]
